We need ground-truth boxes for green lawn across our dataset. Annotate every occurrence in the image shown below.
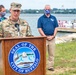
[0,40,76,75]
[46,40,76,75]
[0,68,3,75]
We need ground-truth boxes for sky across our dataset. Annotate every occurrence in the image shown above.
[0,0,76,9]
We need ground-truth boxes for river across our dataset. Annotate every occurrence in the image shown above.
[6,13,76,37]
[0,13,76,58]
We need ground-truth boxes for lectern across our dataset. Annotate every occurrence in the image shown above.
[0,37,46,75]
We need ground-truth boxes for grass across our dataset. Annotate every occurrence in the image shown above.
[46,40,76,75]
[0,40,76,75]
[0,68,3,75]
[55,40,76,68]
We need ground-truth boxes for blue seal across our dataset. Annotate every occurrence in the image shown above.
[8,42,40,74]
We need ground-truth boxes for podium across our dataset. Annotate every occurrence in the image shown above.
[0,37,46,75]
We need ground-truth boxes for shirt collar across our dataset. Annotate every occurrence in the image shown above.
[43,14,51,18]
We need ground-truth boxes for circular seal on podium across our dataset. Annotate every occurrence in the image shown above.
[8,42,40,74]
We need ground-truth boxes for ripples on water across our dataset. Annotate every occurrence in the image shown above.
[6,13,76,36]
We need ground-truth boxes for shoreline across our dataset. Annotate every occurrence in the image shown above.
[58,28,76,33]
[55,33,76,44]
[0,33,76,60]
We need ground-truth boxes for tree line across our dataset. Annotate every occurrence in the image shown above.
[6,8,76,14]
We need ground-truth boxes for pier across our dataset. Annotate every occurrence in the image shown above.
[58,28,76,33]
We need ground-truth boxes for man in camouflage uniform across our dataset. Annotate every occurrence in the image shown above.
[0,2,32,37]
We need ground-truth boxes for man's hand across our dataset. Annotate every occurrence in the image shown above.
[47,35,55,41]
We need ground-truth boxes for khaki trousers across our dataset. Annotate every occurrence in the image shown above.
[46,38,55,69]
[0,42,2,58]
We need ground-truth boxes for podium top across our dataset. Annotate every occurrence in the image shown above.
[0,36,46,41]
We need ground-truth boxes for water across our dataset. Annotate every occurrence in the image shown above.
[6,13,76,37]
[0,13,76,58]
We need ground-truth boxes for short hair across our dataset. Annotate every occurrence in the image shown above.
[0,5,5,12]
[44,5,51,9]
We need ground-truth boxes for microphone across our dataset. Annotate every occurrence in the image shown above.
[15,23,20,32]
[15,23,20,36]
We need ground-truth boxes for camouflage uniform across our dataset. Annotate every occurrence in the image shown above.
[0,17,32,37]
[0,2,32,38]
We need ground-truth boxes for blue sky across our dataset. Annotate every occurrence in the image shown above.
[0,0,76,9]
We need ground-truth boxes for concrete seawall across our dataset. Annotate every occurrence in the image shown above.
[58,28,76,33]
[55,33,76,44]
